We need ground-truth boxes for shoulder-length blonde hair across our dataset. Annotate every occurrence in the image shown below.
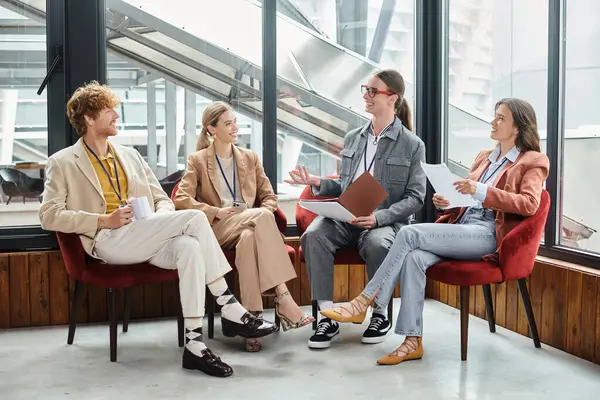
[196,101,233,151]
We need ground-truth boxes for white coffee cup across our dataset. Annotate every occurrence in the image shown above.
[129,196,152,220]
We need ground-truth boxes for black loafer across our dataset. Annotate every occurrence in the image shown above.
[182,347,233,377]
[221,312,278,339]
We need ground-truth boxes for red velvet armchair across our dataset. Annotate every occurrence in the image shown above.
[170,181,295,337]
[56,232,184,363]
[427,189,550,360]
[295,181,394,329]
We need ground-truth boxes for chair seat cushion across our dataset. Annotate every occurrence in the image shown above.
[426,260,504,286]
[299,246,364,265]
[82,261,179,288]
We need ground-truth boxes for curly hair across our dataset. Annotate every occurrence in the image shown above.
[66,81,121,136]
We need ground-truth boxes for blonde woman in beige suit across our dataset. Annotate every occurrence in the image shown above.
[174,101,314,352]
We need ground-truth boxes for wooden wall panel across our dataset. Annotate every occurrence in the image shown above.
[9,255,30,328]
[0,255,11,329]
[580,274,596,361]
[48,252,69,325]
[28,254,50,326]
[3,248,600,368]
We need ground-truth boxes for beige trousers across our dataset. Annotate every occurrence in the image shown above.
[212,208,296,312]
[93,210,232,318]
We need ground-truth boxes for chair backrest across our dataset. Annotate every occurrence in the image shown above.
[295,176,338,237]
[55,232,87,281]
[0,167,26,184]
[170,181,288,235]
[497,189,550,281]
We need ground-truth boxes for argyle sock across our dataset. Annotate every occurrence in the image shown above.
[208,278,247,323]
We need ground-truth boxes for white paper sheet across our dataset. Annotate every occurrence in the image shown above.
[420,162,477,208]
[299,200,356,222]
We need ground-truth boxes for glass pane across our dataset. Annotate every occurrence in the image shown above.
[105,1,263,197]
[278,0,416,220]
[560,0,600,252]
[0,5,47,227]
[446,0,548,167]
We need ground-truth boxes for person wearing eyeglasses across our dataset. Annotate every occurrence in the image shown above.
[285,69,426,349]
[320,98,549,366]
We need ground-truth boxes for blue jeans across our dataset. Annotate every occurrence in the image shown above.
[363,208,496,337]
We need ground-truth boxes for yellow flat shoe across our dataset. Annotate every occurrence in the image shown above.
[377,338,423,365]
[320,308,367,324]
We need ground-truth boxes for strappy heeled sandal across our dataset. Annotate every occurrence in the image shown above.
[274,291,315,331]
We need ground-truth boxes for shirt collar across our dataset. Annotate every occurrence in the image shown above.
[368,118,395,139]
[489,146,520,163]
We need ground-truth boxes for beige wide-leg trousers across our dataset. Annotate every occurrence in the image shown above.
[93,209,232,318]
[211,208,296,312]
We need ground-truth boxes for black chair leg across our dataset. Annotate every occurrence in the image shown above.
[517,278,541,348]
[123,287,131,333]
[108,288,117,362]
[177,311,184,347]
[312,300,318,330]
[460,286,470,361]
[207,296,215,339]
[482,284,496,333]
[388,295,394,328]
[67,280,84,345]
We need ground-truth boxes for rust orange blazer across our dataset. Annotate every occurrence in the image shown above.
[437,148,549,249]
[173,144,277,224]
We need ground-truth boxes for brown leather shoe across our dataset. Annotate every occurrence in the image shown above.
[377,337,423,365]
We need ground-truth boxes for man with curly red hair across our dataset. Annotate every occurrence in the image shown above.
[39,81,276,377]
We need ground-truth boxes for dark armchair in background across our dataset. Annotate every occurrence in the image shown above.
[0,167,44,205]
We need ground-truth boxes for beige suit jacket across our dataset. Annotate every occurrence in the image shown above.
[173,144,277,224]
[39,138,174,255]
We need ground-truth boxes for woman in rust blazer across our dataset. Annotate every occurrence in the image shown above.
[319,98,550,365]
[174,101,313,352]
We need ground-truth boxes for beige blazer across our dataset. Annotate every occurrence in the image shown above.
[173,144,277,224]
[39,138,174,255]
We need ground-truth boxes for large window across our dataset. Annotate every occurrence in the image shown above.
[0,6,47,228]
[445,0,548,170]
[105,0,264,192]
[276,0,416,219]
[560,0,600,252]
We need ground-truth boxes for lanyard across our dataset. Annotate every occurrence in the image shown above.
[363,137,378,173]
[84,140,125,205]
[480,158,508,185]
[216,153,237,201]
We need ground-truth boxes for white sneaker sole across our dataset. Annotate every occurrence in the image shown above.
[308,333,339,349]
[361,331,390,344]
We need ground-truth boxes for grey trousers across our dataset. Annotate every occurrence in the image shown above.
[301,216,399,308]
[363,208,497,336]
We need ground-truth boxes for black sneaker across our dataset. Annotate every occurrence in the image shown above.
[361,313,391,344]
[308,318,339,349]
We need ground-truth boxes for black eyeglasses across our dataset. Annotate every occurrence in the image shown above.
[361,85,395,98]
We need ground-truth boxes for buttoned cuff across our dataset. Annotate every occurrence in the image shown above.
[474,183,488,202]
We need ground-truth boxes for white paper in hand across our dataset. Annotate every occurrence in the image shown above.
[420,161,477,208]
[299,200,355,222]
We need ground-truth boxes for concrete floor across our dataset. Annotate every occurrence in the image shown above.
[1,299,599,400]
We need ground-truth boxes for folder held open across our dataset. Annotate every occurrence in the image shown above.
[299,172,389,222]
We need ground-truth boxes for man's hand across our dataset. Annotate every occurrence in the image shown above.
[432,193,450,209]
[216,207,238,220]
[284,165,322,187]
[349,215,377,229]
[98,206,133,229]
